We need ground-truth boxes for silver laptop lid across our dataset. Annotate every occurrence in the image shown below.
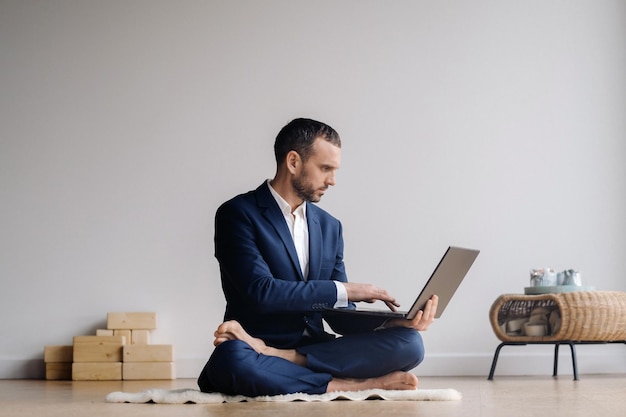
[405,246,479,319]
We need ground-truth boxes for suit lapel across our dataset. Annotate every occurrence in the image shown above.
[256,182,304,281]
[306,204,322,281]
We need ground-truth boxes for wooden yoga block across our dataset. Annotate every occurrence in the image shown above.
[123,345,173,362]
[72,362,122,381]
[114,329,132,341]
[73,336,125,362]
[107,312,157,330]
[96,329,114,336]
[131,329,150,345]
[122,362,175,380]
[44,345,73,363]
[46,363,72,380]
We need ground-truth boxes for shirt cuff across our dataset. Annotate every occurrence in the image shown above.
[333,281,349,308]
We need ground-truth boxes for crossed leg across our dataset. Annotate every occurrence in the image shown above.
[213,320,419,392]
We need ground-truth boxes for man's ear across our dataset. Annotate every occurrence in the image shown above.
[286,150,301,174]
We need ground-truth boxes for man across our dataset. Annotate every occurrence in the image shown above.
[198,118,438,397]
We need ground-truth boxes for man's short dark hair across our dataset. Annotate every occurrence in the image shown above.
[274,118,341,165]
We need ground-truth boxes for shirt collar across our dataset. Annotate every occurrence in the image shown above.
[267,179,307,217]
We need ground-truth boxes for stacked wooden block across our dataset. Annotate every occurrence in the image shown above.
[44,312,175,380]
[44,345,73,380]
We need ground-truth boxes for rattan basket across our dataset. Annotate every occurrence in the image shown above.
[489,291,626,342]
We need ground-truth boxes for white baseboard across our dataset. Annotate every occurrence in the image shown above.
[3,346,625,379]
[175,346,626,379]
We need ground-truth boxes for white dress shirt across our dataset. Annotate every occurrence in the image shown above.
[267,180,348,307]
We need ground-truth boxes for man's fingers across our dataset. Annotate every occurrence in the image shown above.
[384,300,398,312]
[345,282,399,306]
[414,295,438,329]
[381,295,439,331]
[376,287,400,308]
[425,295,439,319]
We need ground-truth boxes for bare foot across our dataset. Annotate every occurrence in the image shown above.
[213,320,307,366]
[213,320,268,353]
[327,371,418,392]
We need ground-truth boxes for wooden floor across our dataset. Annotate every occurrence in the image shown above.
[1,375,625,417]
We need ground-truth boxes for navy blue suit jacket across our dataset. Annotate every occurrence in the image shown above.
[214,182,383,349]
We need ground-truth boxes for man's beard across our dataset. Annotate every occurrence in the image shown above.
[291,170,323,203]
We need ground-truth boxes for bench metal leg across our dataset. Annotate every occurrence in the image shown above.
[489,340,624,381]
[489,341,582,381]
[487,342,506,380]
[553,342,579,380]
[553,343,560,376]
[488,342,527,380]
[568,342,579,381]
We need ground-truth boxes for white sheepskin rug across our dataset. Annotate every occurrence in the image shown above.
[106,387,462,403]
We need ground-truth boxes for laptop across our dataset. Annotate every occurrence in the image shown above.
[324,246,480,319]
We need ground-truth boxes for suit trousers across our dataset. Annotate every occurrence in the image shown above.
[197,327,425,397]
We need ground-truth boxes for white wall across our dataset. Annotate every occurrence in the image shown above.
[1,0,625,379]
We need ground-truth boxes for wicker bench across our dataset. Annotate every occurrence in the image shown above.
[487,291,626,380]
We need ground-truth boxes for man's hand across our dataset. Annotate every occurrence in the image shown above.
[387,295,438,331]
[342,282,401,311]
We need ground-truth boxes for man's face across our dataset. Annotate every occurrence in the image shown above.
[291,138,341,203]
